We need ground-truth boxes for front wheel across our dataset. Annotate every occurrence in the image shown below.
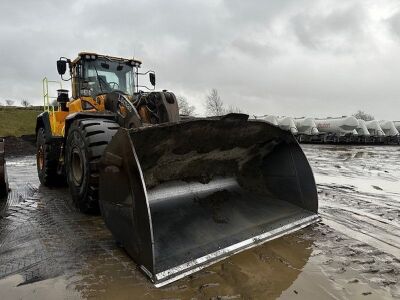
[65,119,119,214]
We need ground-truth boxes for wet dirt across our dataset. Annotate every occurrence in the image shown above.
[3,135,36,158]
[0,144,399,299]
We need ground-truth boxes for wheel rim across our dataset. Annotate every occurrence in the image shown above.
[71,148,84,185]
[37,145,44,171]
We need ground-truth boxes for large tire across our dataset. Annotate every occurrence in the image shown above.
[65,119,119,214]
[36,127,65,186]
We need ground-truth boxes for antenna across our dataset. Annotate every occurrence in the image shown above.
[132,47,139,93]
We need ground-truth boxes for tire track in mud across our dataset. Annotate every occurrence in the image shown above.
[317,185,400,258]
[323,204,400,231]
[0,157,144,296]
[296,223,400,299]
[303,145,400,260]
[321,214,400,259]
[318,183,400,211]
[0,182,58,282]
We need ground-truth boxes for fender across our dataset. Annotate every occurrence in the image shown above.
[64,112,117,138]
[36,112,53,142]
[37,111,117,141]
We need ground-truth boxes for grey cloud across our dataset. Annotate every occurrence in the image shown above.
[388,10,400,40]
[231,37,278,59]
[290,4,368,52]
[0,0,400,120]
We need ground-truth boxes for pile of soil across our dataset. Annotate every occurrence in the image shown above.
[4,135,36,158]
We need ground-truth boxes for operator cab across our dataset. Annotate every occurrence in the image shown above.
[78,54,136,98]
[54,52,176,126]
[56,52,153,99]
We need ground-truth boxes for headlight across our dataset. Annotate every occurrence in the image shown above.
[91,55,96,59]
[81,89,91,97]
[82,100,95,110]
[85,54,91,59]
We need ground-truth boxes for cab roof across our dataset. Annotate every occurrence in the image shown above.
[72,52,142,67]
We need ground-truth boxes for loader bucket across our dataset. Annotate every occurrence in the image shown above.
[99,114,319,287]
[0,138,9,198]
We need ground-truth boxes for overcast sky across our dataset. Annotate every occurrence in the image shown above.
[1,0,400,119]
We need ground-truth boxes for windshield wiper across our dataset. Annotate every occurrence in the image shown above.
[91,62,104,94]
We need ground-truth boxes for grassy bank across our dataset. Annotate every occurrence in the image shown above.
[0,107,42,137]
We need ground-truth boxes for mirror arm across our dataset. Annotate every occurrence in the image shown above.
[61,74,72,81]
[136,70,156,89]
[137,70,155,76]
[60,62,72,81]
[136,85,156,91]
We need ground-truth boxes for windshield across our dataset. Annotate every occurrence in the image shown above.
[82,59,135,97]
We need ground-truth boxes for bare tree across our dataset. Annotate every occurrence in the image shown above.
[353,110,374,121]
[21,99,31,107]
[177,96,196,116]
[205,88,225,116]
[226,105,242,114]
[5,99,14,106]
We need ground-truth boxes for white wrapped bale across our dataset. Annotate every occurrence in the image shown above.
[379,120,399,137]
[356,119,370,136]
[261,115,279,126]
[294,118,319,135]
[277,117,298,134]
[394,121,400,132]
[314,116,359,135]
[365,120,385,136]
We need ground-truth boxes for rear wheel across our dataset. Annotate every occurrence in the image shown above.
[36,127,65,186]
[65,119,119,214]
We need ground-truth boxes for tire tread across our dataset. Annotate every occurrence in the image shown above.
[65,119,119,214]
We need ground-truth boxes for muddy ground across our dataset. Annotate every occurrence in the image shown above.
[0,140,399,299]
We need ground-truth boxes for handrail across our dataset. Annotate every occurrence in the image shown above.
[42,77,62,112]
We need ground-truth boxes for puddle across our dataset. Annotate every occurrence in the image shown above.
[0,274,81,300]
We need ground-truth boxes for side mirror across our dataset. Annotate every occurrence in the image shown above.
[149,72,156,86]
[57,60,67,75]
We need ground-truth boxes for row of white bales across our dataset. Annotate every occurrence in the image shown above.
[254,115,400,140]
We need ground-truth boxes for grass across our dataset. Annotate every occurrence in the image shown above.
[0,107,43,137]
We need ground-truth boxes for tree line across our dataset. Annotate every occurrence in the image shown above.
[0,99,32,107]
[178,91,376,120]
[178,88,242,117]
[352,110,374,121]
[1,94,375,121]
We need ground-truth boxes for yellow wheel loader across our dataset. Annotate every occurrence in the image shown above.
[36,52,319,287]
